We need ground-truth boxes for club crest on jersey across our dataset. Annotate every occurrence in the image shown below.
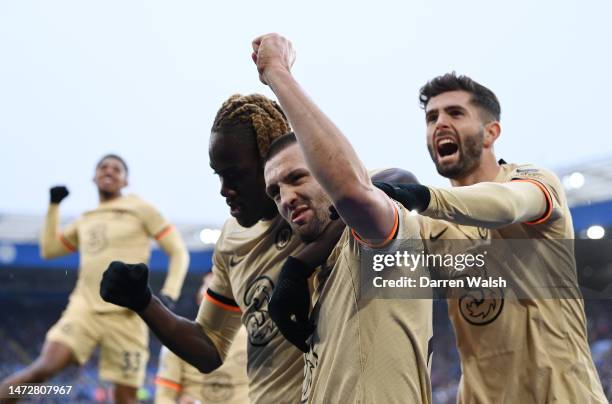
[243,276,279,346]
[275,225,292,250]
[84,223,108,254]
[201,370,234,402]
[459,286,504,326]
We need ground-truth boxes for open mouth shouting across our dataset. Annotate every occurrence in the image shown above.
[435,136,460,165]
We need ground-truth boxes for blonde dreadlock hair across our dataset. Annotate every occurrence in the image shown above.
[211,94,290,159]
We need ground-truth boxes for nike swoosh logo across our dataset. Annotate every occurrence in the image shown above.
[429,228,448,241]
[229,255,244,267]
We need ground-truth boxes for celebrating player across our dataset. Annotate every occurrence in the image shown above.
[100,95,308,404]
[375,73,607,402]
[0,154,189,404]
[252,33,433,403]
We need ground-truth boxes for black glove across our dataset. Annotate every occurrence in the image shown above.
[269,257,316,353]
[159,294,176,311]
[373,182,431,212]
[100,261,152,312]
[50,186,69,204]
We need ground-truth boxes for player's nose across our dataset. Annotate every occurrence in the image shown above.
[279,187,299,214]
[220,180,238,199]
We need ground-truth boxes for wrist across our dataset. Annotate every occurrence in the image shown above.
[133,287,153,312]
[263,65,293,87]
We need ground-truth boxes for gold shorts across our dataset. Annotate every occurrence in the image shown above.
[46,300,149,387]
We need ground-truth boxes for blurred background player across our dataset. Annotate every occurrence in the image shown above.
[0,154,189,404]
[154,272,248,404]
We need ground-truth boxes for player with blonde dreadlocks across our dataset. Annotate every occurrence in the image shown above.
[100,94,310,403]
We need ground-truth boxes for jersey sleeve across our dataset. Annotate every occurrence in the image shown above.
[206,225,236,300]
[156,346,183,384]
[424,179,551,228]
[507,165,563,224]
[350,198,400,249]
[154,347,183,402]
[195,289,242,363]
[139,200,172,240]
[60,220,79,252]
[40,205,78,258]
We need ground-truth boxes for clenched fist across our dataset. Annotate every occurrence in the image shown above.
[100,261,152,312]
[251,33,295,85]
[50,186,69,204]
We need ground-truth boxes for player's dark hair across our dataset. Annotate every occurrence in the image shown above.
[212,94,291,160]
[264,132,297,164]
[97,154,128,174]
[419,72,501,122]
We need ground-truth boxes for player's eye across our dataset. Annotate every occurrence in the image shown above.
[290,173,305,184]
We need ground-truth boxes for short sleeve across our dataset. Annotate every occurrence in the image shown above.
[60,220,79,251]
[508,165,563,224]
[139,201,171,239]
[156,346,183,385]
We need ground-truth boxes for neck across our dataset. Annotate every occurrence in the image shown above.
[450,153,500,187]
[99,191,122,203]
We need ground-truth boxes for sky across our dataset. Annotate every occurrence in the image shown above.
[1,0,610,227]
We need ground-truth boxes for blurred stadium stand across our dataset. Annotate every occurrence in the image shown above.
[1,160,611,402]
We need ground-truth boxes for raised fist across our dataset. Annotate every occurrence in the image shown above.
[100,261,152,312]
[251,33,295,85]
[50,186,69,204]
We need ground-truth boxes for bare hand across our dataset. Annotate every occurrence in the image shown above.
[251,33,295,85]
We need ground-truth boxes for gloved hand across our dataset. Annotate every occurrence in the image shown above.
[373,182,431,212]
[50,186,69,204]
[268,257,316,353]
[100,261,152,312]
[159,294,176,311]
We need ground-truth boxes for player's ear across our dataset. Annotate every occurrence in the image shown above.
[122,177,129,188]
[483,121,501,148]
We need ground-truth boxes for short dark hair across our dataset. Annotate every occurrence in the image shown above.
[419,72,501,122]
[97,154,128,174]
[264,132,297,164]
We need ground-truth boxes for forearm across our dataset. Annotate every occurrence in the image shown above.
[266,68,371,202]
[40,204,71,259]
[140,296,222,373]
[424,181,548,228]
[158,231,190,300]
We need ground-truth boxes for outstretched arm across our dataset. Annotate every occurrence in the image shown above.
[376,180,550,228]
